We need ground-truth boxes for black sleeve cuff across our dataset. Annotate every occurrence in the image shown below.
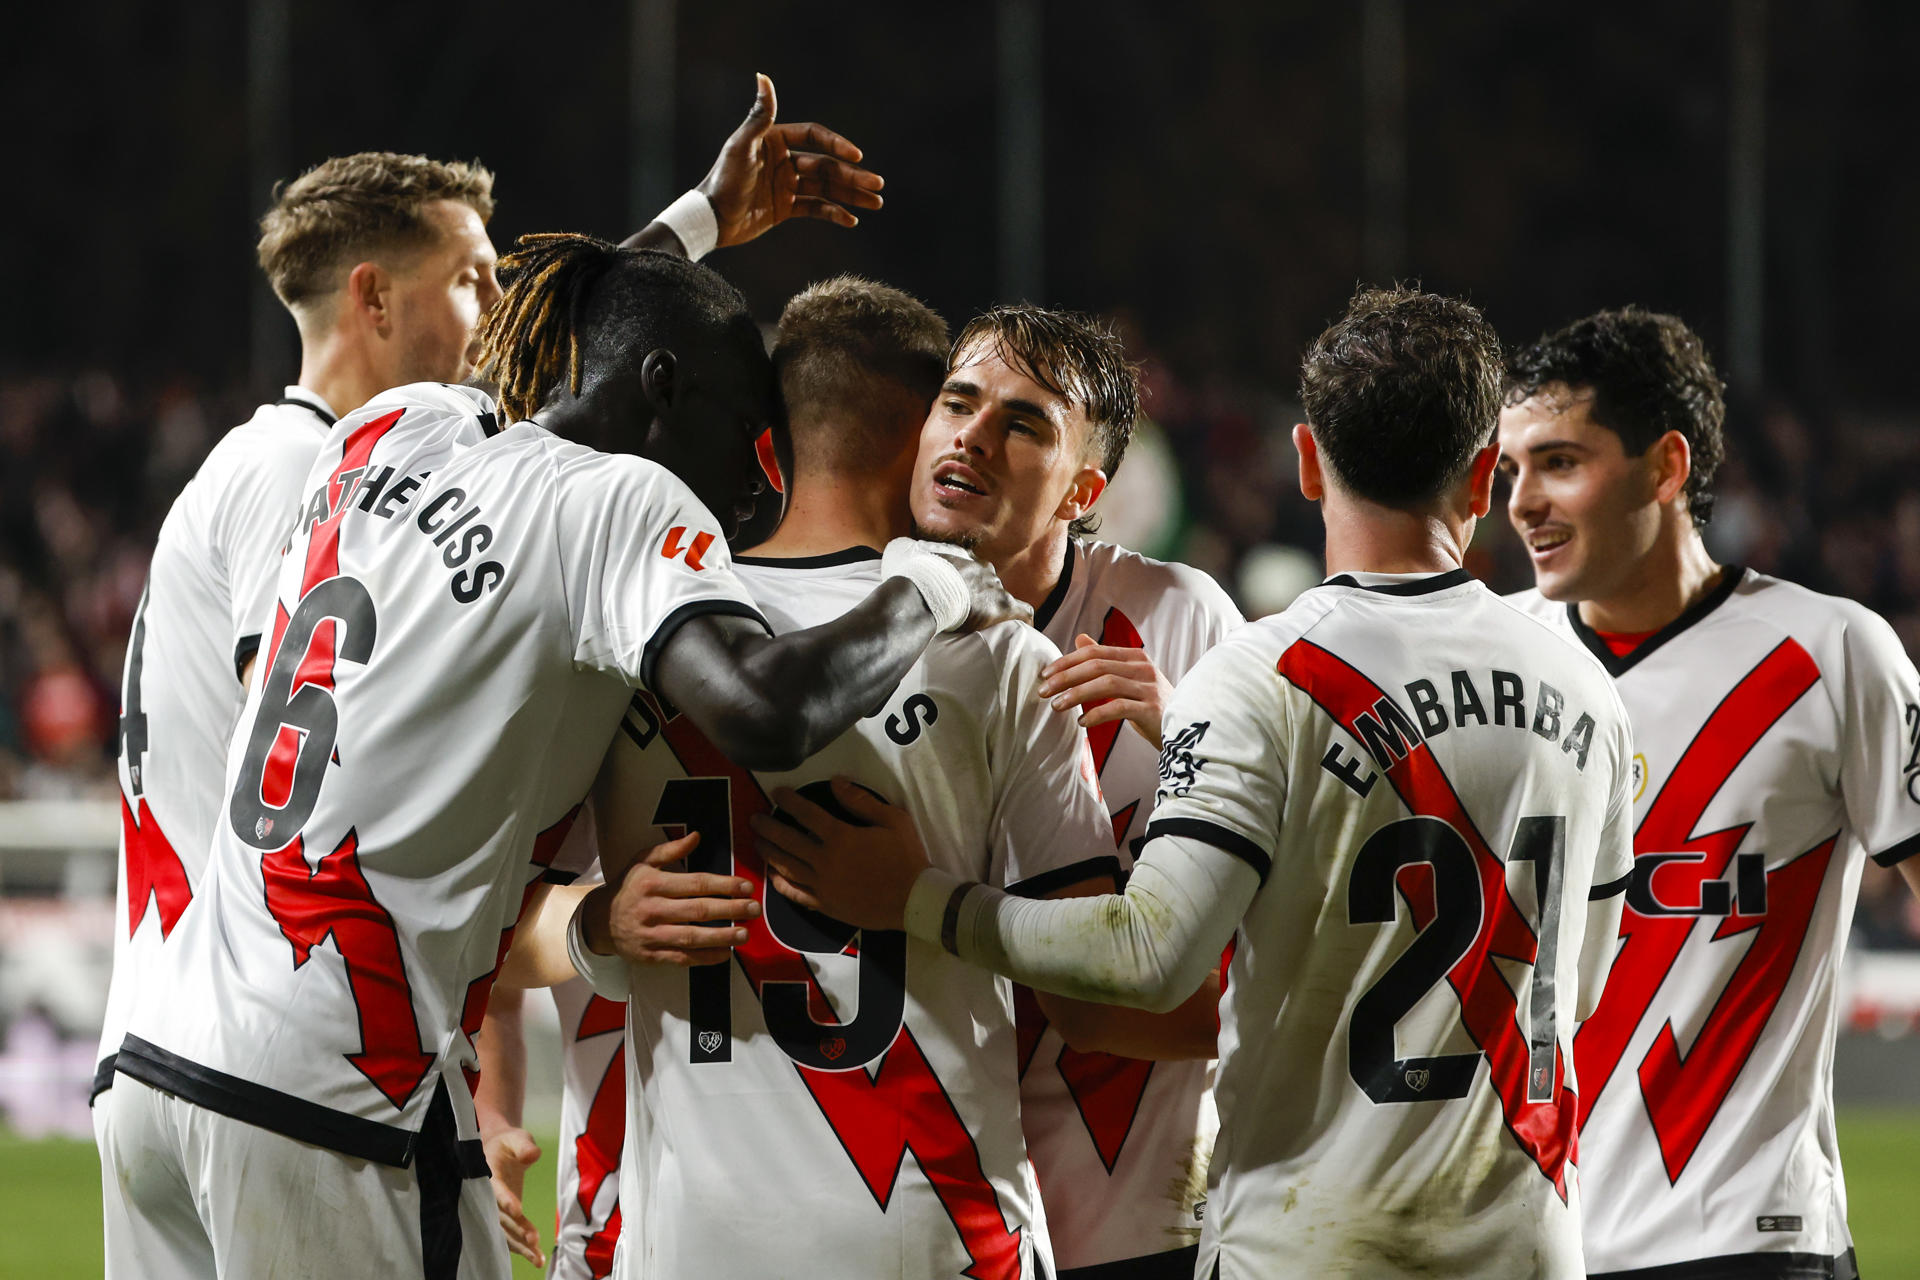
[637,599,771,694]
[1872,831,1920,868]
[1144,817,1272,884]
[233,633,262,681]
[1590,870,1632,900]
[541,868,582,886]
[1006,855,1123,900]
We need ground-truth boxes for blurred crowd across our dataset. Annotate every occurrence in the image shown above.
[2,364,1917,952]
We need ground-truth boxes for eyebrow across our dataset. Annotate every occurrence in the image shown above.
[1524,439,1588,455]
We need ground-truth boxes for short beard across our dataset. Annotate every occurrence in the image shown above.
[908,518,982,554]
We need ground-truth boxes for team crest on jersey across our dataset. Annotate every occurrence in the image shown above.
[697,1030,723,1055]
[1631,753,1648,802]
[255,816,274,841]
[1158,721,1210,798]
[1405,1067,1430,1093]
[819,1036,847,1062]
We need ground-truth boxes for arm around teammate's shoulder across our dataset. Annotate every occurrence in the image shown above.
[652,543,1030,772]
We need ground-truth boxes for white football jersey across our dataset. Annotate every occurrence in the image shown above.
[1150,570,1635,1280]
[583,546,1116,1280]
[98,387,336,1100]
[115,382,766,1170]
[1027,538,1241,1270]
[1512,570,1920,1278]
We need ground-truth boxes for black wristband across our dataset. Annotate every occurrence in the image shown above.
[940,882,977,956]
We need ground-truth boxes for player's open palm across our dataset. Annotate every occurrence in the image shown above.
[1038,633,1175,748]
[753,779,929,932]
[699,73,884,245]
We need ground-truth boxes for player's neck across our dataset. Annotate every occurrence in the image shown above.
[1320,495,1468,579]
[994,524,1073,612]
[1576,522,1724,635]
[295,326,382,421]
[741,463,909,559]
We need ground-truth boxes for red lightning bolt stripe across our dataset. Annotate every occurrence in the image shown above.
[1278,638,1576,1198]
[1572,638,1825,1182]
[122,794,191,939]
[649,703,1026,1279]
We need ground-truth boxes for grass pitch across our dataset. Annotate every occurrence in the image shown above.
[9,1109,1917,1276]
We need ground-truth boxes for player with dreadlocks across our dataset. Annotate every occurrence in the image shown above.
[101,222,1027,1280]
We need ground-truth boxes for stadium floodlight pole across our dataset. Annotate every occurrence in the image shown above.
[1726,0,1767,396]
[996,0,1043,301]
[246,0,293,396]
[631,0,677,230]
[1361,0,1407,284]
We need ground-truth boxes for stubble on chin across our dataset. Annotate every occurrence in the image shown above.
[908,516,983,554]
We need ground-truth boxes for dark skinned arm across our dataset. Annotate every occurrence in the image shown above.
[652,580,949,773]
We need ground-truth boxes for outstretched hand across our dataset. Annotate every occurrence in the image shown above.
[751,779,929,932]
[698,73,885,246]
[1037,633,1175,748]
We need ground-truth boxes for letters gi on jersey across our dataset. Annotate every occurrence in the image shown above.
[1151,570,1635,1280]
[1513,570,1920,1277]
[576,547,1116,1280]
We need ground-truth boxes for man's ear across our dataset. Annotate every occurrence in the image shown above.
[1650,429,1693,507]
[345,261,391,334]
[1293,423,1324,501]
[640,349,678,414]
[1465,441,1501,518]
[1053,464,1108,525]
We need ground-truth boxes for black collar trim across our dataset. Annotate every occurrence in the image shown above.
[1034,540,1077,631]
[1323,568,1473,597]
[1566,566,1747,677]
[734,545,883,569]
[275,395,337,427]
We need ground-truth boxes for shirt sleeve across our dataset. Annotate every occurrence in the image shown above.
[1577,717,1636,1020]
[553,452,767,691]
[219,436,316,680]
[980,627,1125,896]
[1835,608,1920,867]
[1140,637,1287,885]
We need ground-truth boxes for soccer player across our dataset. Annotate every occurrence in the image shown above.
[759,287,1639,1279]
[900,304,1243,1277]
[1498,308,1920,1280]
[96,70,884,1144]
[533,274,1125,1279]
[96,237,1025,1280]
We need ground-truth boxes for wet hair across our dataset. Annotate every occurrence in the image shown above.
[773,275,949,471]
[1505,307,1727,527]
[1299,286,1503,507]
[950,305,1140,539]
[257,151,495,308]
[475,232,757,426]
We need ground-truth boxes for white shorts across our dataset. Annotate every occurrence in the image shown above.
[99,1073,507,1280]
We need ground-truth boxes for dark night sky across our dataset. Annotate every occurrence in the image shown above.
[4,0,1914,408]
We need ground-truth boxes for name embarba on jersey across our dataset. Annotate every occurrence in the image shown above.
[115,382,765,1168]
[1149,570,1635,1280]
[579,546,1116,1280]
[1026,537,1241,1269]
[1511,570,1920,1279]
[99,386,335,1100]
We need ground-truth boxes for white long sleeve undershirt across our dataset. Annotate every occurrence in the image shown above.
[904,834,1263,1012]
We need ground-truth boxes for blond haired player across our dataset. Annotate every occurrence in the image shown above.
[1500,307,1920,1280]
[761,288,1638,1279]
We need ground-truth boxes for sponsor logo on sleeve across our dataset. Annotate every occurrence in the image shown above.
[1157,721,1210,798]
[1902,703,1920,803]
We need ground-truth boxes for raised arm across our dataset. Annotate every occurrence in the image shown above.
[653,544,1029,772]
[621,73,883,256]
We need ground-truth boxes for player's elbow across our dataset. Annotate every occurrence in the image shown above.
[703,706,811,773]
